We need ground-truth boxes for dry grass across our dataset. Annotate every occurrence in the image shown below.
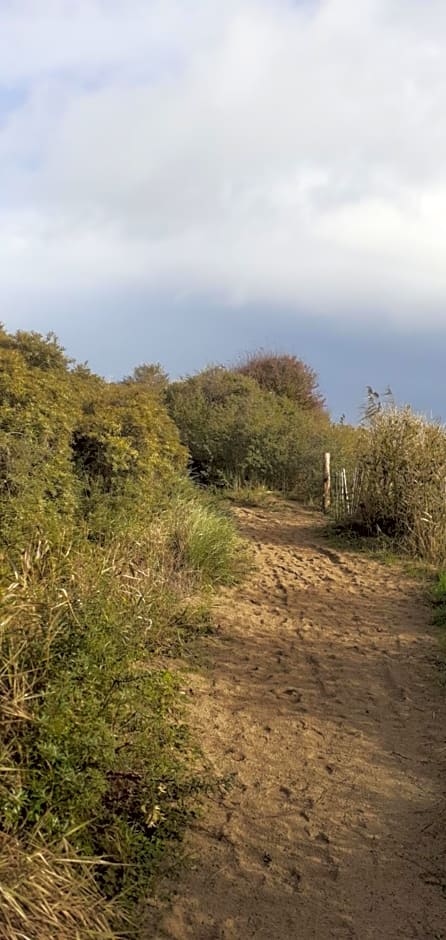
[337,407,446,564]
[0,494,246,938]
[0,834,126,939]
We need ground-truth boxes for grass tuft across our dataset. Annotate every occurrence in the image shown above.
[165,494,247,586]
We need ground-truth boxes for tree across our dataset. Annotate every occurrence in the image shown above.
[166,366,328,492]
[123,363,169,397]
[0,327,187,549]
[234,351,326,413]
[0,329,72,371]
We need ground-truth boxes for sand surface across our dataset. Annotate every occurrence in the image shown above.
[145,503,446,939]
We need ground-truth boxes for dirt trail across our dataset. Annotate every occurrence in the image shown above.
[146,504,446,940]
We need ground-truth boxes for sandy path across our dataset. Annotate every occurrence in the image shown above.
[146,503,446,940]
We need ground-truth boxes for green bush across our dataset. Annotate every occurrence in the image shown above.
[233,350,326,412]
[166,366,334,499]
[0,339,79,551]
[73,381,187,498]
[0,327,245,937]
[0,494,243,934]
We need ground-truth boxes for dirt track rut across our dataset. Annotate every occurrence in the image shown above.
[147,504,446,939]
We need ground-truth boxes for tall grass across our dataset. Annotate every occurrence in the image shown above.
[0,490,244,937]
[336,406,446,564]
[165,494,247,586]
[0,835,123,939]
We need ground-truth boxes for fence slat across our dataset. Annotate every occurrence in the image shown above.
[323,452,331,513]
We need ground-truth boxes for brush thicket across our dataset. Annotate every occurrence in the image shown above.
[338,406,446,564]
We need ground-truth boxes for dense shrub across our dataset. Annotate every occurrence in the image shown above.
[233,350,326,413]
[337,405,446,563]
[0,337,80,549]
[0,328,187,558]
[123,362,169,396]
[166,366,333,498]
[0,327,244,937]
[73,382,186,496]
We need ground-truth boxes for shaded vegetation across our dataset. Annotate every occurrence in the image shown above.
[432,571,446,630]
[166,360,360,501]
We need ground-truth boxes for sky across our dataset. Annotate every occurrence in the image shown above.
[1,0,446,420]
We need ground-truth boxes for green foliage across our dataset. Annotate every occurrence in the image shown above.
[0,327,72,372]
[431,573,446,684]
[0,327,244,937]
[164,492,247,586]
[124,362,169,396]
[234,350,326,412]
[167,365,335,499]
[224,483,278,509]
[0,539,195,900]
[432,572,446,630]
[0,329,186,558]
[327,422,365,475]
[73,381,186,497]
[0,338,79,550]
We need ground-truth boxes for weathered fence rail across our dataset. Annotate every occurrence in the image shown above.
[322,453,364,520]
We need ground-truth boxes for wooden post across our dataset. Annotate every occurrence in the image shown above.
[342,468,350,515]
[323,452,331,513]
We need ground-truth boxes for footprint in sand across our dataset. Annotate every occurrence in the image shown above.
[146,503,446,940]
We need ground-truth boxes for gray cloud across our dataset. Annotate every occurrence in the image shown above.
[5,287,444,423]
[1,0,446,326]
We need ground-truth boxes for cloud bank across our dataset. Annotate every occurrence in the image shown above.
[1,0,446,325]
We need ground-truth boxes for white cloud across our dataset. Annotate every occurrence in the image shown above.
[1,0,446,326]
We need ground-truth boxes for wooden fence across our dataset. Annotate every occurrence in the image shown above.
[322,452,364,519]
